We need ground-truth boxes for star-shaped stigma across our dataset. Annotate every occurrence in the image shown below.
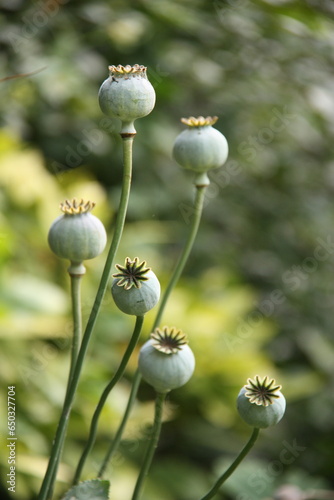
[109,64,146,75]
[245,376,282,407]
[60,199,95,215]
[151,326,188,354]
[113,257,150,290]
[181,116,218,127]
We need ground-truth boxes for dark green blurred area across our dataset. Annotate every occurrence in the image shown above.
[1,0,334,499]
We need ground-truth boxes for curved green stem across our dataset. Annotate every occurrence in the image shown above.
[97,369,142,479]
[38,135,134,500]
[67,273,84,388]
[153,184,207,329]
[199,427,260,500]
[46,271,84,500]
[98,184,207,478]
[131,392,166,500]
[73,315,144,484]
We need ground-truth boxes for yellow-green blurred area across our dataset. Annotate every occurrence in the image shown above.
[1,0,334,499]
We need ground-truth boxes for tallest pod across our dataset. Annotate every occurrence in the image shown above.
[98,64,156,135]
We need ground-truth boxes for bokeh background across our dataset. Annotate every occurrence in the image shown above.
[1,1,334,499]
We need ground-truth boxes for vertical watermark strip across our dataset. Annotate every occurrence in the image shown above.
[7,385,17,493]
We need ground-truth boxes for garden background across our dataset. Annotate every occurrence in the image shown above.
[0,1,334,499]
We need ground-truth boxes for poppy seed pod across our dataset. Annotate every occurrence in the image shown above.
[237,376,286,429]
[138,327,195,393]
[111,257,160,316]
[173,116,228,174]
[48,199,107,266]
[98,64,156,134]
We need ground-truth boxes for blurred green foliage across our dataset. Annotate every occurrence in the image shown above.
[1,0,334,499]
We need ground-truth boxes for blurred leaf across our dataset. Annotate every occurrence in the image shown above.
[3,274,68,314]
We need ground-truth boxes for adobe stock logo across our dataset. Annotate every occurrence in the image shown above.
[213,0,249,19]
[238,106,297,162]
[224,234,334,352]
[178,106,297,223]
[50,118,116,180]
[7,0,70,53]
[282,236,334,292]
[50,63,168,180]
[237,439,306,500]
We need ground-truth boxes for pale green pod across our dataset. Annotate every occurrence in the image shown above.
[98,64,156,134]
[237,376,286,429]
[111,257,160,316]
[48,199,107,263]
[173,116,228,173]
[138,327,195,393]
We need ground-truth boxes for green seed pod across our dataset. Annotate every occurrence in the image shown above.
[111,257,160,316]
[48,199,107,265]
[98,64,156,134]
[138,327,195,393]
[173,116,228,174]
[237,375,286,429]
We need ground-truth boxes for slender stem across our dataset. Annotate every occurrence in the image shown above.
[97,370,142,479]
[73,315,144,484]
[38,135,134,500]
[67,273,83,388]
[131,392,166,500]
[199,428,260,500]
[153,184,207,329]
[46,271,84,500]
[97,185,207,477]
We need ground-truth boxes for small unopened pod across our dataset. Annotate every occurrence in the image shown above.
[173,116,228,173]
[48,199,107,264]
[98,64,156,134]
[237,375,286,429]
[111,257,160,316]
[138,327,195,393]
